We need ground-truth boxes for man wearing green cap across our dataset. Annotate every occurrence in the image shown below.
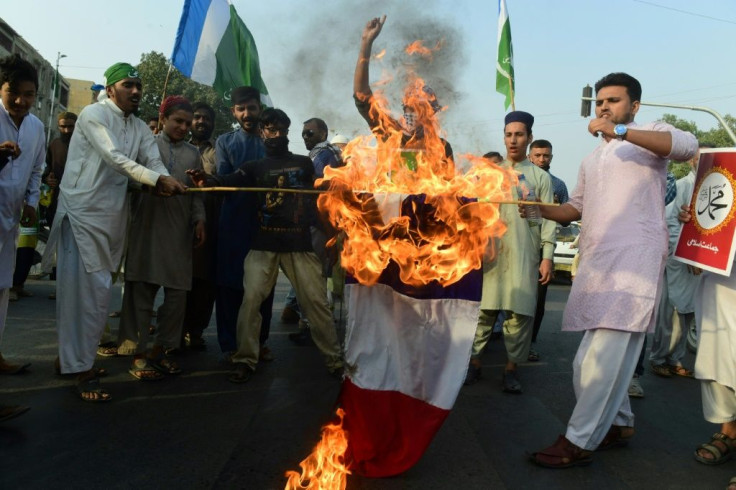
[47,62,186,402]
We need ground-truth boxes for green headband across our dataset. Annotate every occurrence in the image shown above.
[104,62,140,87]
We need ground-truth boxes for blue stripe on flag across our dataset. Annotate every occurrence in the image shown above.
[346,264,481,302]
[171,0,212,77]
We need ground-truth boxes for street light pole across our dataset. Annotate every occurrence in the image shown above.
[46,51,66,146]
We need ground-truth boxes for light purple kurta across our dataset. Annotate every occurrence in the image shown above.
[562,121,697,333]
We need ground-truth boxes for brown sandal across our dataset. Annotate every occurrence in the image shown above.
[597,425,634,451]
[530,435,593,468]
[669,365,694,378]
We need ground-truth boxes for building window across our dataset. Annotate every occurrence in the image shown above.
[60,85,69,107]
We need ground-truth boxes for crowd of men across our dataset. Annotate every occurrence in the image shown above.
[1,15,735,487]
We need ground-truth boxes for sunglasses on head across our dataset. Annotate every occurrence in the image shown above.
[302,130,315,138]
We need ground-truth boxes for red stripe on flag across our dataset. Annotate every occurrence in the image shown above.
[339,378,449,477]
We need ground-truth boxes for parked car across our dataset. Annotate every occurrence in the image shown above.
[554,222,580,281]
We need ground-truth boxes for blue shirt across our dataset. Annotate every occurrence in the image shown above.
[215,129,265,289]
[549,172,569,204]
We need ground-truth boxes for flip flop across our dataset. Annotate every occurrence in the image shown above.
[75,377,112,403]
[96,342,119,357]
[129,360,165,381]
[150,358,182,375]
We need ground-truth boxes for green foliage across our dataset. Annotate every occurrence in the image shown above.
[662,112,736,176]
[661,113,736,148]
[668,161,692,179]
[136,51,235,137]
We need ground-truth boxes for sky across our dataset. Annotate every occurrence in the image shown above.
[3,0,736,188]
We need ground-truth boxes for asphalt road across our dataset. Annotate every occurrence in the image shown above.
[0,275,731,489]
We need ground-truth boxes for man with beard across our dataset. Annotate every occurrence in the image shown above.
[182,101,218,350]
[188,108,343,383]
[526,139,569,362]
[529,72,697,467]
[190,102,216,173]
[214,86,274,361]
[43,111,77,227]
[48,62,185,402]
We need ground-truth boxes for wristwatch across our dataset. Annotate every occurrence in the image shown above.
[614,124,628,140]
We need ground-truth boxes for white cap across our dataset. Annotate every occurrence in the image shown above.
[330,134,349,145]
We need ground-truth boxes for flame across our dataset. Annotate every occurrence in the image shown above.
[405,40,444,60]
[284,409,350,490]
[317,73,515,288]
[372,48,386,60]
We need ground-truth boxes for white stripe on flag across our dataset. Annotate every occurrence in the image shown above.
[344,282,479,410]
[497,0,508,46]
[190,0,230,85]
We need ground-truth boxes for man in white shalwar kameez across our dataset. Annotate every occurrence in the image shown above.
[0,54,44,422]
[529,73,697,468]
[47,63,185,402]
[682,152,736,477]
[649,149,704,377]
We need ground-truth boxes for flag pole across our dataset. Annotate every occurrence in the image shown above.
[183,187,559,206]
[509,75,515,111]
[157,62,175,133]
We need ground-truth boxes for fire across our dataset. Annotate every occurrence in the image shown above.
[372,48,386,60]
[317,74,515,288]
[284,409,350,490]
[405,40,443,59]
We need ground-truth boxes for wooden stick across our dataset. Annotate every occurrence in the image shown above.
[184,187,560,206]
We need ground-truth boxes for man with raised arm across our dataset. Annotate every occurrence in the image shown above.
[528,73,697,467]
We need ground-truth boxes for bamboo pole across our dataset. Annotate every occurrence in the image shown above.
[183,187,559,206]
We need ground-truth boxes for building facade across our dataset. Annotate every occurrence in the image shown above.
[0,16,69,141]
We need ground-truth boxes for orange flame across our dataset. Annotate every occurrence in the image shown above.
[405,40,444,60]
[317,73,515,288]
[372,48,386,60]
[284,408,350,490]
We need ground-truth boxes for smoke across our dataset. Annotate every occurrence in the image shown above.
[261,0,467,142]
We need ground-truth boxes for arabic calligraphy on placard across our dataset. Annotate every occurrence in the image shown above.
[693,167,736,235]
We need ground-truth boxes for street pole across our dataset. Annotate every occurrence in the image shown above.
[46,52,66,146]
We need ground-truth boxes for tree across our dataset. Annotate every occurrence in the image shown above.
[661,112,736,178]
[136,51,235,137]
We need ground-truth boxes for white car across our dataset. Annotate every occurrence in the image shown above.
[554,222,580,280]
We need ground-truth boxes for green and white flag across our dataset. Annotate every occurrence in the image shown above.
[496,0,515,110]
[172,0,272,106]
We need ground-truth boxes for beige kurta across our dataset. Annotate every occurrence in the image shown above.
[124,134,205,290]
[480,159,555,316]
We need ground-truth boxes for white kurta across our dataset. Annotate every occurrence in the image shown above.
[48,98,169,273]
[0,101,45,288]
[694,264,736,391]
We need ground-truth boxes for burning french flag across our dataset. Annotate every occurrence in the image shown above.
[340,267,481,477]
[336,194,482,477]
